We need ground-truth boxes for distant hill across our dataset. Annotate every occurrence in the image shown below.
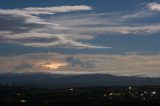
[0,72,160,88]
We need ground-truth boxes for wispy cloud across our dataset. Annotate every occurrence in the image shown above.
[148,2,160,11]
[0,5,109,49]
[0,5,92,24]
[1,3,160,49]
[24,5,93,15]
[23,38,109,48]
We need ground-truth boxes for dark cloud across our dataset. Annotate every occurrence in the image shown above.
[14,63,33,70]
[0,14,45,33]
[66,56,95,68]
[10,37,59,43]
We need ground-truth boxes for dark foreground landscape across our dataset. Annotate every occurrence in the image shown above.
[1,86,160,106]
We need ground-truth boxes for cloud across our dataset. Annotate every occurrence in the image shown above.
[14,63,33,70]
[39,62,68,70]
[0,14,44,33]
[1,53,160,77]
[1,3,160,49]
[0,5,92,24]
[0,5,111,49]
[121,11,154,20]
[66,56,95,68]
[148,2,160,11]
[2,32,108,48]
[24,5,93,15]
[44,7,160,35]
[0,5,93,32]
[23,41,109,49]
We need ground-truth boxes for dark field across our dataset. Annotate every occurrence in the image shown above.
[1,86,160,106]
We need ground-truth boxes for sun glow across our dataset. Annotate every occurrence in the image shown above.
[41,62,68,70]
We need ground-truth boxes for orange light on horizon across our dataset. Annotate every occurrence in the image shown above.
[41,62,68,70]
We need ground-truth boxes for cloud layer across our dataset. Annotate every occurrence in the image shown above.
[1,3,160,49]
[0,5,107,49]
[0,53,160,77]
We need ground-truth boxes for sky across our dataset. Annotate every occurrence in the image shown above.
[0,0,160,77]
